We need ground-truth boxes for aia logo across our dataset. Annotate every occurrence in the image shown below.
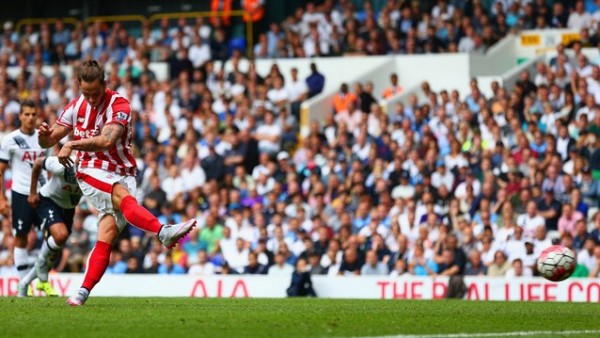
[74,127,100,139]
[21,150,45,162]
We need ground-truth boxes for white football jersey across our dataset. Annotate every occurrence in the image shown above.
[0,129,48,195]
[40,156,82,209]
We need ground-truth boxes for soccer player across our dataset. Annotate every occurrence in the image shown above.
[0,100,55,294]
[37,60,196,306]
[17,155,82,297]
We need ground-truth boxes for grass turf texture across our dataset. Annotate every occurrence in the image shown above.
[3,298,600,338]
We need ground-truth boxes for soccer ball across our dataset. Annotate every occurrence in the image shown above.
[537,245,576,282]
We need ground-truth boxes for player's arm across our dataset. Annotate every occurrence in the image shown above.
[0,161,8,216]
[28,156,46,208]
[58,124,124,167]
[67,124,124,152]
[39,122,71,149]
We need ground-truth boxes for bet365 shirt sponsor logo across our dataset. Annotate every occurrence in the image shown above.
[74,127,100,138]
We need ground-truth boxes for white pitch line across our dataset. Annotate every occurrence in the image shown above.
[357,330,600,338]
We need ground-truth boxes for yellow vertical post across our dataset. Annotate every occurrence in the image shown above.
[246,15,253,59]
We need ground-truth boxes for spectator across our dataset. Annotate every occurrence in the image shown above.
[188,34,211,68]
[572,220,588,251]
[161,165,185,202]
[389,259,409,276]
[253,237,274,266]
[537,188,562,232]
[333,83,358,115]
[357,81,377,114]
[464,250,488,276]
[286,67,308,119]
[244,252,268,274]
[268,252,295,276]
[287,258,316,297]
[224,238,250,274]
[570,257,590,277]
[125,257,142,274]
[517,201,546,238]
[360,250,389,275]
[144,252,161,274]
[338,247,362,276]
[533,225,554,256]
[381,73,403,99]
[306,63,325,98]
[201,143,225,182]
[267,77,289,113]
[436,249,461,276]
[487,250,511,276]
[255,111,282,154]
[188,251,216,275]
[558,204,584,237]
[308,252,327,275]
[505,258,533,277]
[408,245,438,276]
[106,250,127,274]
[200,214,224,255]
[158,254,186,275]
[143,175,168,215]
[568,0,592,30]
[183,228,207,265]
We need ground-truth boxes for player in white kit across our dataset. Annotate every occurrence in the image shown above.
[17,155,82,297]
[0,100,56,295]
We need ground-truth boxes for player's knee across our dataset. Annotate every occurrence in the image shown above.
[111,183,130,207]
[13,236,27,248]
[53,230,70,245]
[100,226,119,244]
[97,218,120,244]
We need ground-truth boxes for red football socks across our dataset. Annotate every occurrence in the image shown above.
[82,240,112,291]
[120,195,162,233]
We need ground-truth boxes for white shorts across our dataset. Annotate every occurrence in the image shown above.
[76,167,137,232]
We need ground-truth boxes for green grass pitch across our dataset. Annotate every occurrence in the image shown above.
[3,298,600,338]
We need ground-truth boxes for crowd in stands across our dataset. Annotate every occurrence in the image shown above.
[2,0,600,280]
[5,0,600,70]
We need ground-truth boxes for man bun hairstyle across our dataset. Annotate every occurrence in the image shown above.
[77,59,105,85]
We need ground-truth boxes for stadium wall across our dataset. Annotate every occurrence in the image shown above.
[2,275,600,302]
[300,53,473,134]
[470,34,518,77]
[381,54,473,115]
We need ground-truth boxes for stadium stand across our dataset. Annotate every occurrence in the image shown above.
[2,0,600,281]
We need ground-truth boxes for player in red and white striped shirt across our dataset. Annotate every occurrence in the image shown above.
[55,87,138,176]
[38,60,196,305]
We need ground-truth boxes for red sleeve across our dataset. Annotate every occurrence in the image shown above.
[56,98,79,128]
[106,97,131,127]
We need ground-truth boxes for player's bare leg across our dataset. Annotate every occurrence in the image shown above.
[66,215,119,306]
[112,183,196,248]
[67,183,195,305]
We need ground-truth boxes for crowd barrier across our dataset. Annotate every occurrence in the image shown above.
[2,274,599,302]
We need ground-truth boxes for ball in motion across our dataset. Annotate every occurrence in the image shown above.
[537,245,576,282]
